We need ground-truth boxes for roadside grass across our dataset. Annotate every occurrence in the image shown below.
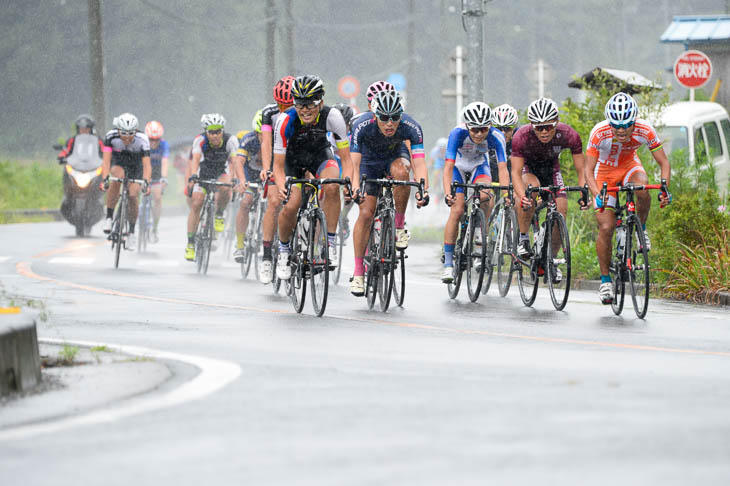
[58,344,79,365]
[0,159,62,212]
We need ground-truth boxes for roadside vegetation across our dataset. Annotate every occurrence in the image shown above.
[0,158,62,223]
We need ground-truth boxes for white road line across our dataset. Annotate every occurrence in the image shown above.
[0,339,241,441]
[137,259,180,267]
[0,256,11,263]
[47,257,95,265]
[220,261,241,269]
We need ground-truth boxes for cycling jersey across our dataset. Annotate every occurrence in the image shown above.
[350,112,425,165]
[104,129,150,180]
[237,131,262,170]
[261,103,280,134]
[191,132,238,180]
[445,124,506,191]
[149,139,170,181]
[511,123,582,188]
[274,105,349,177]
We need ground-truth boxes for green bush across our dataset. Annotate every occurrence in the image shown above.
[0,159,62,211]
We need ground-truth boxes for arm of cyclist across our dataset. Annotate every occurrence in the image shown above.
[570,152,588,208]
[510,155,532,208]
[142,155,151,194]
[409,141,429,207]
[349,151,363,203]
[651,147,672,207]
[583,152,603,209]
[232,154,247,194]
[272,152,288,200]
[442,158,455,206]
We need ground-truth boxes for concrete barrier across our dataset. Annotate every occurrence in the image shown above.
[0,310,41,397]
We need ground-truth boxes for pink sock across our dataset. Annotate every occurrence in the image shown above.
[354,257,364,276]
[395,213,405,229]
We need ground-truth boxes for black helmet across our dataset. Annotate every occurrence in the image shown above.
[291,75,325,102]
[332,103,354,126]
[75,114,95,133]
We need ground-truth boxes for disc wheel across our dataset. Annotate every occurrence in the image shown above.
[466,208,487,302]
[309,211,330,317]
[628,219,651,319]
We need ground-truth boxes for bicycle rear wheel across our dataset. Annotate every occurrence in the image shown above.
[309,210,329,316]
[609,245,626,316]
[331,223,345,285]
[496,206,517,297]
[546,212,571,311]
[365,219,380,310]
[392,250,405,307]
[466,208,487,302]
[517,217,539,307]
[289,218,307,313]
[627,219,650,319]
[447,218,465,299]
[113,195,127,269]
[240,241,253,278]
[271,229,282,294]
[378,213,396,312]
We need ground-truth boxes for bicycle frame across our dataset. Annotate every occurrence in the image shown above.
[107,175,146,268]
[194,179,235,275]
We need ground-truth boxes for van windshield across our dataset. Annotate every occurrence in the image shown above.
[659,126,689,157]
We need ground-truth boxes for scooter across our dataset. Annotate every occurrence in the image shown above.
[54,133,104,236]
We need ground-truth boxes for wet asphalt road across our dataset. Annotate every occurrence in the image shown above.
[1,216,729,485]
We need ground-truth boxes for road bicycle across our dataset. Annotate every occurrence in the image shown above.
[107,175,147,269]
[136,191,153,253]
[330,197,353,286]
[362,176,426,312]
[221,191,239,260]
[482,184,517,297]
[599,179,668,319]
[239,182,267,280]
[282,176,352,316]
[516,184,588,310]
[193,178,236,276]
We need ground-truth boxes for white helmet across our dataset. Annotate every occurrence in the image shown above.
[462,101,492,129]
[604,92,638,126]
[200,113,226,130]
[492,104,519,127]
[527,97,559,123]
[114,112,139,132]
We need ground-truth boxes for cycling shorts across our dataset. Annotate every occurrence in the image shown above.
[594,160,647,208]
[522,164,566,199]
[111,158,143,181]
[284,147,338,178]
[452,164,491,194]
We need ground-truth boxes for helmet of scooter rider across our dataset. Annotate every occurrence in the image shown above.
[114,113,139,134]
[145,120,164,139]
[200,113,226,131]
[75,114,95,133]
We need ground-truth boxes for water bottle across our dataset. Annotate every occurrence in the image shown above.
[534,225,545,255]
[616,226,625,255]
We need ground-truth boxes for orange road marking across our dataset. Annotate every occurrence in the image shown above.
[15,261,730,359]
[32,240,105,259]
[0,307,21,314]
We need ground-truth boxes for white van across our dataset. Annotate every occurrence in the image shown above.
[658,101,730,196]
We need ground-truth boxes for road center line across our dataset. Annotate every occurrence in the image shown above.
[16,261,730,358]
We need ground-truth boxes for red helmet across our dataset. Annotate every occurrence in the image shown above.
[273,75,294,105]
[366,80,395,102]
[145,120,164,139]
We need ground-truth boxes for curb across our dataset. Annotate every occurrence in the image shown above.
[0,310,41,397]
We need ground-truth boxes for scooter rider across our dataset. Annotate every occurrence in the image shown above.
[57,114,104,162]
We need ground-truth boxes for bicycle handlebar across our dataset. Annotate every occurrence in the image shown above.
[598,179,668,213]
[523,183,589,209]
[281,176,352,206]
[360,176,427,205]
[108,175,147,185]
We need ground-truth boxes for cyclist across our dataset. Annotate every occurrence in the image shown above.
[349,89,430,296]
[272,75,353,281]
[232,110,265,263]
[185,113,240,261]
[259,75,295,283]
[584,92,672,304]
[100,113,151,251]
[441,102,507,283]
[511,97,586,273]
[332,102,356,239]
[145,120,169,243]
[57,114,104,161]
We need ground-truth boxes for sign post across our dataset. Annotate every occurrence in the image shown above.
[674,50,712,102]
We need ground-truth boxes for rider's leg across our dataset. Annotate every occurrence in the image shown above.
[443,193,466,268]
[236,191,254,249]
[277,185,301,250]
[106,165,125,219]
[187,188,205,244]
[352,195,376,277]
[320,164,341,238]
[152,183,163,232]
[128,182,141,234]
[391,157,411,229]
[516,172,540,235]
[628,168,650,225]
[262,188,281,260]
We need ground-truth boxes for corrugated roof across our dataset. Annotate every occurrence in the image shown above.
[567,67,660,94]
[661,15,730,43]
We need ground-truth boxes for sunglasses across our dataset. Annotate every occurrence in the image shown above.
[533,121,558,132]
[495,125,514,132]
[206,129,223,135]
[610,121,635,130]
[377,113,401,123]
[294,99,322,110]
[469,126,489,134]
[119,130,136,136]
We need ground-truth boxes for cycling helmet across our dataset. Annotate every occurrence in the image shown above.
[372,90,404,118]
[200,113,226,130]
[366,80,395,102]
[462,102,492,129]
[605,92,638,126]
[145,120,164,139]
[527,97,559,123]
[492,104,519,127]
[75,114,95,132]
[252,109,263,133]
[332,103,354,126]
[114,113,139,132]
[291,75,325,102]
[273,75,294,105]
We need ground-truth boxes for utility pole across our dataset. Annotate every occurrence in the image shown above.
[462,0,485,102]
[266,0,276,95]
[284,0,294,75]
[441,45,466,126]
[87,0,106,133]
[407,0,416,107]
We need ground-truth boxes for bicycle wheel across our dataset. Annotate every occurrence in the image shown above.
[289,217,307,313]
[365,218,380,310]
[112,197,126,269]
[240,239,253,278]
[466,208,487,302]
[627,219,650,319]
[222,200,237,259]
[448,218,465,299]
[137,198,147,253]
[309,210,329,316]
[496,206,517,297]
[271,229,282,294]
[609,239,626,316]
[546,212,571,311]
[378,213,396,312]
[331,222,345,285]
[392,249,406,307]
[517,217,539,307]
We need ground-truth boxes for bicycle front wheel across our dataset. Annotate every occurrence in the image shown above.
[546,212,571,311]
[609,240,626,316]
[448,218,465,299]
[113,196,127,269]
[466,208,487,302]
[496,206,517,297]
[392,249,405,307]
[365,218,380,310]
[289,218,307,313]
[517,217,539,307]
[627,219,650,319]
[309,210,329,317]
[331,222,345,285]
[378,213,396,312]
[271,231,282,294]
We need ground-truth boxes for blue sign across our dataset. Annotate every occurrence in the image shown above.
[387,73,407,92]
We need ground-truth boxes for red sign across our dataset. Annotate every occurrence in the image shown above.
[337,76,360,99]
[674,50,712,89]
